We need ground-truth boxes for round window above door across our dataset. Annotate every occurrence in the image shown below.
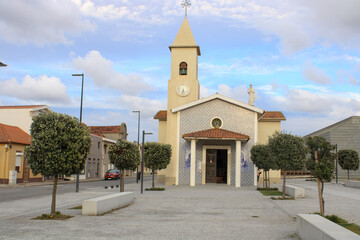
[211,117,223,128]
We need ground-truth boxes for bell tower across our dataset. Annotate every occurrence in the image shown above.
[168,17,201,110]
[160,17,201,186]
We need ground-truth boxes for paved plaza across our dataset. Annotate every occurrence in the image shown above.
[0,178,359,239]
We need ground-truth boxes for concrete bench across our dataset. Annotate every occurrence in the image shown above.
[297,214,360,240]
[344,180,360,189]
[82,192,134,216]
[278,184,305,198]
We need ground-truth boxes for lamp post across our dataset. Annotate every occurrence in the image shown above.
[72,73,85,193]
[141,130,152,194]
[335,144,338,184]
[0,62,7,67]
[132,110,140,183]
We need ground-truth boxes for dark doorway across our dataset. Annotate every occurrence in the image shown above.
[206,149,228,184]
[216,150,227,183]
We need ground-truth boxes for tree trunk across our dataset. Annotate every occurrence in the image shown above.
[152,169,155,188]
[282,170,286,199]
[51,175,58,216]
[120,169,124,192]
[268,171,271,188]
[347,169,350,181]
[266,171,269,188]
[315,151,325,216]
[262,171,265,188]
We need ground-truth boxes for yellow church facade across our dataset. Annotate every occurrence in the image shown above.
[154,17,285,187]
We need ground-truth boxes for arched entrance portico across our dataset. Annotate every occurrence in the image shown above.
[182,128,249,187]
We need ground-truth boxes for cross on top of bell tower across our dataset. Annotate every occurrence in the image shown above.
[181,0,191,17]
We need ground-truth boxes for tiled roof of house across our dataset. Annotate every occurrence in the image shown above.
[89,126,121,134]
[90,132,105,137]
[0,105,46,109]
[182,128,250,141]
[260,111,286,121]
[0,123,31,145]
[154,110,167,120]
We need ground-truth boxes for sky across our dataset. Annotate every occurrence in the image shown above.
[0,0,360,143]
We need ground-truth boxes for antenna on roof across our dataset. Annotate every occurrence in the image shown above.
[181,0,191,17]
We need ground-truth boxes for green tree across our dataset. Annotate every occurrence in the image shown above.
[25,112,91,216]
[144,142,172,188]
[268,132,307,199]
[306,136,336,216]
[338,149,359,181]
[109,140,140,192]
[250,144,277,188]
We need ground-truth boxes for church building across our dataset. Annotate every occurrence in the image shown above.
[154,17,286,187]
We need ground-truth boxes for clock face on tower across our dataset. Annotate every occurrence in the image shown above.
[176,83,190,97]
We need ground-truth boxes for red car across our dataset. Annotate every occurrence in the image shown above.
[104,169,120,180]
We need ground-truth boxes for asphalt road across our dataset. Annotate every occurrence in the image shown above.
[0,176,152,202]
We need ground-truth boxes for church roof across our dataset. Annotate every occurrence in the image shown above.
[169,17,201,55]
[172,93,264,114]
[154,110,167,121]
[259,111,286,121]
[0,123,31,145]
[182,128,250,141]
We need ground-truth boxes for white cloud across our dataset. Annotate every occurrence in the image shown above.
[303,62,332,85]
[274,88,360,116]
[119,95,166,119]
[72,50,154,95]
[74,0,166,24]
[191,0,360,54]
[0,75,71,104]
[200,84,248,102]
[0,0,94,45]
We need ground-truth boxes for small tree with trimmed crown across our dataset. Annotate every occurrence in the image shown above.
[306,136,336,216]
[109,140,140,192]
[268,132,307,199]
[250,144,278,188]
[338,149,359,181]
[144,142,172,188]
[25,112,91,216]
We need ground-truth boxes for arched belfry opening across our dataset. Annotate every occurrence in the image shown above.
[179,62,187,75]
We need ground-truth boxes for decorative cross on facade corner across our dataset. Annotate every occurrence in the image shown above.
[181,0,191,17]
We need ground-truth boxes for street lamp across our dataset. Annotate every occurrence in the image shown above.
[141,130,152,194]
[0,62,7,67]
[72,73,85,193]
[132,110,140,183]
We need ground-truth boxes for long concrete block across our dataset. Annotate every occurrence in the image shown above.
[344,180,360,189]
[278,184,305,198]
[82,192,134,216]
[297,214,360,240]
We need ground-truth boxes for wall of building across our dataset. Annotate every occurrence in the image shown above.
[0,109,33,134]
[178,99,256,186]
[0,143,41,184]
[329,117,360,179]
[86,135,102,179]
[257,121,282,183]
[158,120,167,144]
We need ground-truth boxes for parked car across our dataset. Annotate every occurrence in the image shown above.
[105,169,120,180]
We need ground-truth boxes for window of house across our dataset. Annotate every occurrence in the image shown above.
[15,152,22,172]
[104,144,107,154]
[98,142,100,149]
[179,62,187,75]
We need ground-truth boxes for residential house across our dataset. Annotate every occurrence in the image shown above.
[0,105,52,134]
[0,123,42,184]
[89,124,137,177]
[85,134,116,179]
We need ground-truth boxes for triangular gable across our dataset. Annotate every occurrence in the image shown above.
[171,93,264,114]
